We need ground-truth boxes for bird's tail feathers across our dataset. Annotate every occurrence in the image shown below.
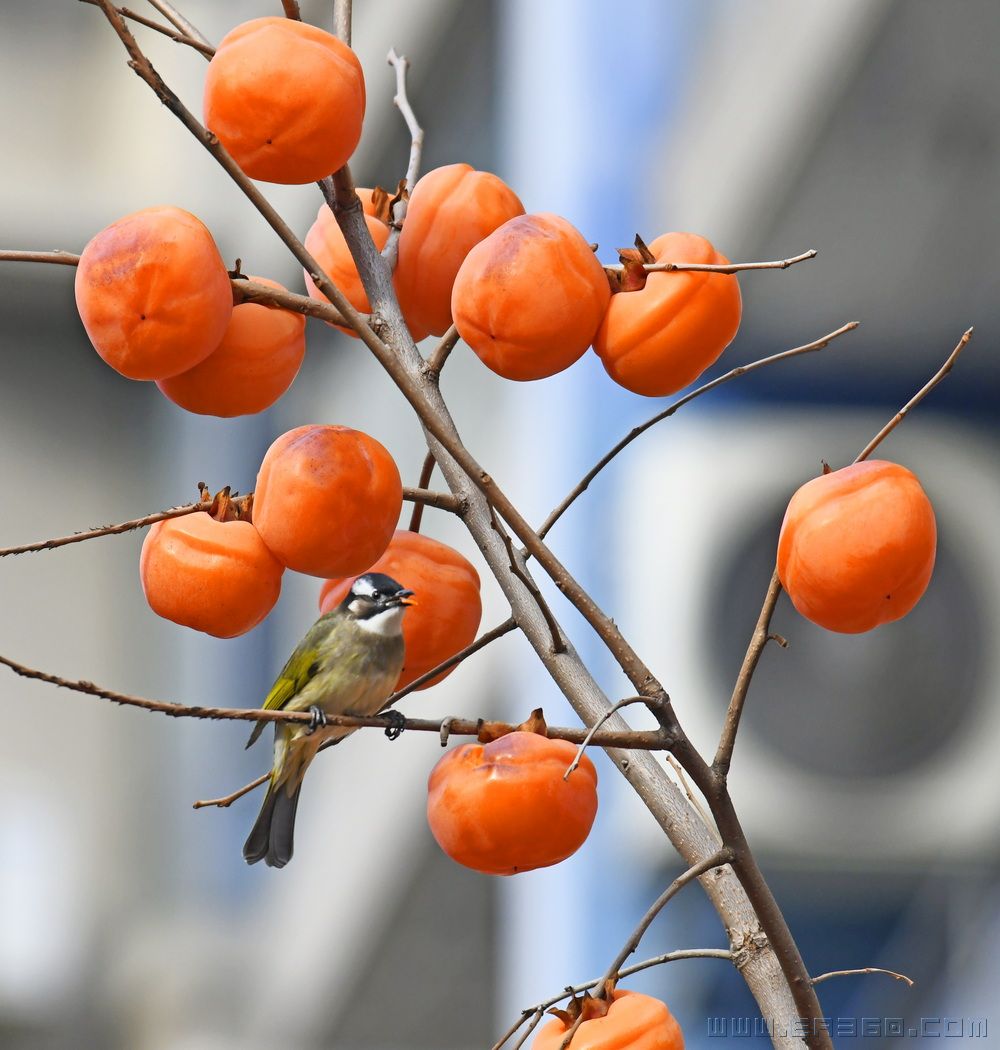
[243,779,302,869]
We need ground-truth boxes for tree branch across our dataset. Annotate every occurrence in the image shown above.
[280,0,302,19]
[78,1,214,55]
[538,322,858,541]
[811,967,914,988]
[407,451,438,533]
[425,323,460,378]
[0,249,81,265]
[606,248,817,276]
[381,48,424,271]
[143,0,211,49]
[193,772,270,809]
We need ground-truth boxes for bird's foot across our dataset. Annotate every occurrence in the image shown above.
[307,706,328,734]
[381,708,406,741]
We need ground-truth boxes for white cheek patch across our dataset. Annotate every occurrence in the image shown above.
[356,605,405,636]
[348,598,369,618]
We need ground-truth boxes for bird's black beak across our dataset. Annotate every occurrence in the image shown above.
[394,589,417,607]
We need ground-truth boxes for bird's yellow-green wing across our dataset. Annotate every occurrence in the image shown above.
[245,616,333,748]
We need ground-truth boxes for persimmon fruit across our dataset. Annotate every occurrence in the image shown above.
[319,530,482,690]
[533,990,684,1050]
[204,17,365,185]
[777,460,937,634]
[452,213,611,381]
[75,206,233,381]
[426,731,598,875]
[594,232,742,397]
[140,513,283,638]
[253,425,402,578]
[156,276,306,416]
[395,163,525,336]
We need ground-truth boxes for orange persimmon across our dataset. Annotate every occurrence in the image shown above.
[594,232,742,397]
[533,990,684,1050]
[319,530,482,690]
[204,17,365,185]
[75,206,233,381]
[451,213,610,381]
[426,731,598,875]
[777,460,937,634]
[395,163,525,336]
[140,513,283,638]
[253,425,402,578]
[156,276,305,416]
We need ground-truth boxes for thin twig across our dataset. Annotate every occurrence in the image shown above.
[715,326,976,780]
[493,949,733,1050]
[538,322,859,540]
[0,650,668,749]
[408,451,437,533]
[0,501,213,557]
[714,569,783,777]
[854,327,974,463]
[382,48,424,271]
[79,1,214,55]
[144,0,211,48]
[597,849,734,993]
[606,249,817,276]
[0,487,459,559]
[665,753,720,844]
[425,323,460,377]
[564,697,652,780]
[489,509,565,655]
[193,772,270,809]
[811,967,914,988]
[510,1011,546,1050]
[280,0,301,18]
[0,249,81,265]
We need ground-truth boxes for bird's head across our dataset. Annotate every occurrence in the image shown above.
[343,573,416,635]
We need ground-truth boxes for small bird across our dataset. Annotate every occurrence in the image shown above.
[243,572,415,868]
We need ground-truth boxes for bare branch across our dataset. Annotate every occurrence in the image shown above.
[280,0,301,18]
[425,323,460,378]
[332,0,352,44]
[564,696,654,780]
[714,568,782,777]
[0,249,81,265]
[193,772,270,809]
[79,1,214,55]
[493,949,734,1050]
[620,248,817,275]
[538,322,859,540]
[382,48,425,271]
[854,327,974,463]
[812,967,914,988]
[598,849,734,992]
[0,650,670,749]
[0,487,458,559]
[407,451,438,533]
[144,0,211,48]
[715,326,976,779]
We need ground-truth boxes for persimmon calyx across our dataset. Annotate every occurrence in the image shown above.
[196,482,254,523]
[605,237,656,293]
[547,980,619,1026]
[476,707,549,743]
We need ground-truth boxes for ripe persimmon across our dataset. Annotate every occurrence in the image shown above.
[777,460,937,634]
[426,731,598,875]
[319,530,482,690]
[594,232,742,397]
[253,425,402,578]
[140,513,283,638]
[204,17,365,185]
[533,990,684,1050]
[75,206,233,381]
[451,213,610,381]
[395,163,525,336]
[156,276,305,416]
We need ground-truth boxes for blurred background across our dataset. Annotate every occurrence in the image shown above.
[1,0,997,1047]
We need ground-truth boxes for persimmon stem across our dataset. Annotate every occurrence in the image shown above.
[280,0,301,19]
[537,322,859,542]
